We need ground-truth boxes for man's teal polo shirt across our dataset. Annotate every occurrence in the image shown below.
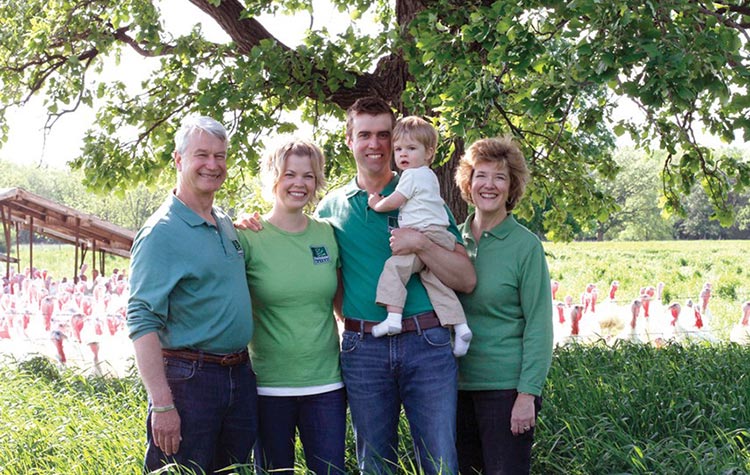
[127,193,253,354]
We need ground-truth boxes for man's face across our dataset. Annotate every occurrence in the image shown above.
[346,112,393,178]
[174,130,228,198]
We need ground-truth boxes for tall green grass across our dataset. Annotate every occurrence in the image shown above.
[536,341,750,474]
[0,357,145,475]
[3,342,750,474]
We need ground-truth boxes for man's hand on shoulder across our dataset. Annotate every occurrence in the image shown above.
[234,211,263,231]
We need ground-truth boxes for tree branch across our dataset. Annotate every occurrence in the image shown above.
[694,1,750,41]
[112,26,175,57]
[187,0,414,109]
[188,0,292,54]
[23,56,69,101]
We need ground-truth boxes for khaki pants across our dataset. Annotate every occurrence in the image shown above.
[376,226,466,326]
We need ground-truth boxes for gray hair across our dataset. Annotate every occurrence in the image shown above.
[174,116,228,155]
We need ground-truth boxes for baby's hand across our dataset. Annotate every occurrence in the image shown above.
[368,193,382,209]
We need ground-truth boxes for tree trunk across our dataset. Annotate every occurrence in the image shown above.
[436,139,468,225]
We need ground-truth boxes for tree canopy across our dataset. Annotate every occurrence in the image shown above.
[1,0,749,238]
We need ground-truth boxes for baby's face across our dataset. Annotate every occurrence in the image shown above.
[393,136,433,171]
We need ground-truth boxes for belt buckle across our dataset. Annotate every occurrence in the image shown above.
[220,352,243,366]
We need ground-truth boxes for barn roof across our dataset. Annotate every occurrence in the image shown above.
[0,187,135,259]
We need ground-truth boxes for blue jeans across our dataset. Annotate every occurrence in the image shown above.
[254,388,347,474]
[144,357,258,474]
[456,390,542,475]
[341,324,458,475]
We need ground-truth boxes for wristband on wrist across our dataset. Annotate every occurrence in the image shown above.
[152,404,176,413]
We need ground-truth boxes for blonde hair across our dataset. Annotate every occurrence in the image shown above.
[260,140,327,206]
[392,116,438,164]
[455,136,530,211]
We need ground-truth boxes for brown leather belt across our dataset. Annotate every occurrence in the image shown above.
[344,311,441,334]
[162,348,249,366]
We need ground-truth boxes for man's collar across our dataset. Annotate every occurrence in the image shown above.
[169,192,213,227]
[344,172,398,199]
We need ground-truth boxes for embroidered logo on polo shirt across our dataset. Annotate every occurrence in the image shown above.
[310,245,331,264]
[232,240,244,257]
[387,215,399,232]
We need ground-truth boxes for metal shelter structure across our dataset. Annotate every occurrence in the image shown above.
[0,187,135,280]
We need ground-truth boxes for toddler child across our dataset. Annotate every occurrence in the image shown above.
[368,116,472,357]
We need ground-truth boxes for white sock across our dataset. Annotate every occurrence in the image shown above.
[453,323,473,357]
[372,313,403,337]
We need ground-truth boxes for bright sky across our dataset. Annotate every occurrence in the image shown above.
[1,0,347,169]
[0,1,743,169]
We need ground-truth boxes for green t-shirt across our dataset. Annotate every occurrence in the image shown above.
[457,214,553,396]
[316,174,462,322]
[237,217,341,389]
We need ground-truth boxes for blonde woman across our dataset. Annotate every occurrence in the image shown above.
[236,140,345,474]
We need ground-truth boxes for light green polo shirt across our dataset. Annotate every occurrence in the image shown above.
[316,173,462,322]
[457,213,553,396]
[127,193,253,354]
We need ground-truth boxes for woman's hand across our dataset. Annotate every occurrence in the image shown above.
[510,392,536,436]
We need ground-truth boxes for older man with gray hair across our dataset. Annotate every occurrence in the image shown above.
[127,116,256,473]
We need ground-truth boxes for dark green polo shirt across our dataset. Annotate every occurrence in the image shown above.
[458,213,553,395]
[316,174,462,322]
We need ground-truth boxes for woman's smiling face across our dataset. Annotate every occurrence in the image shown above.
[470,160,510,216]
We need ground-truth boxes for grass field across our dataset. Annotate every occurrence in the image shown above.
[2,342,749,474]
[544,240,750,339]
[1,240,749,473]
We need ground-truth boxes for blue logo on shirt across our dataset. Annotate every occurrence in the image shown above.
[310,246,331,264]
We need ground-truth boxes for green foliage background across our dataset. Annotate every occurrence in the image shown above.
[2,0,750,236]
